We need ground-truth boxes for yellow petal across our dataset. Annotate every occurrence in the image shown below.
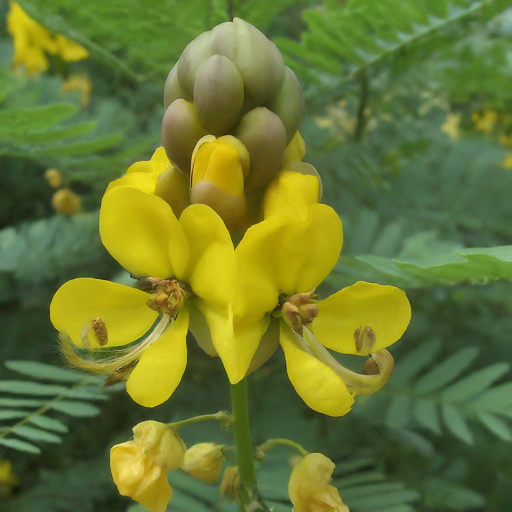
[234,215,287,320]
[50,278,157,348]
[280,323,354,417]
[314,281,411,355]
[150,146,172,172]
[179,204,234,305]
[105,172,159,195]
[195,299,240,384]
[263,170,318,220]
[273,204,342,295]
[100,187,188,279]
[126,308,189,407]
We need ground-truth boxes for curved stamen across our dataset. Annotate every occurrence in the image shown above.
[294,327,394,396]
[60,314,173,384]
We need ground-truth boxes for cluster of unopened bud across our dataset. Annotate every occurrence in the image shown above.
[159,18,317,230]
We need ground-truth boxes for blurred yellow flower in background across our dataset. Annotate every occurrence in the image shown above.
[441,113,461,140]
[61,74,92,106]
[7,1,88,77]
[472,110,498,133]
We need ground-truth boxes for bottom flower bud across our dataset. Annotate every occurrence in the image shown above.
[110,420,186,512]
[289,453,349,512]
[181,442,225,483]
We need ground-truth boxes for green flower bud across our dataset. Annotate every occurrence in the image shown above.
[233,18,285,108]
[177,31,214,100]
[162,99,207,174]
[163,63,183,110]
[269,67,304,144]
[194,55,244,135]
[210,22,236,60]
[234,107,286,192]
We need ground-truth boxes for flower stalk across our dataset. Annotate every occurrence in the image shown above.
[231,378,270,511]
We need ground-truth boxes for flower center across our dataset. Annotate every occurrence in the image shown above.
[145,278,188,319]
[274,292,319,335]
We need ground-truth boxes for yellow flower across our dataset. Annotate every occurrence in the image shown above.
[51,188,82,215]
[0,459,19,498]
[503,154,512,169]
[110,421,186,512]
[61,74,92,107]
[45,168,63,188]
[289,453,349,512]
[181,442,225,483]
[231,171,411,416]
[441,113,461,141]
[50,184,240,407]
[7,1,88,77]
[106,147,190,218]
[471,110,498,133]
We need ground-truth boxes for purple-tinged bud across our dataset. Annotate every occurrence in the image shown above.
[177,31,214,100]
[163,63,183,110]
[234,107,286,192]
[194,55,244,135]
[161,99,207,174]
[233,18,285,108]
[269,67,304,144]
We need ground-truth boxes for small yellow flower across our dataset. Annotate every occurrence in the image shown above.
[110,421,186,512]
[45,168,63,188]
[503,154,512,169]
[7,1,88,77]
[472,110,498,133]
[51,188,82,215]
[0,460,19,498]
[61,75,92,107]
[289,453,349,512]
[441,113,461,141]
[181,442,225,483]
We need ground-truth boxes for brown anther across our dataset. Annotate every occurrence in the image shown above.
[363,357,380,376]
[104,360,138,387]
[145,278,187,319]
[289,292,318,307]
[90,317,108,346]
[299,303,319,325]
[354,325,376,354]
[282,302,303,335]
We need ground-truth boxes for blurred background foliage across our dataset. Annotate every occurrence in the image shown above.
[1,0,512,510]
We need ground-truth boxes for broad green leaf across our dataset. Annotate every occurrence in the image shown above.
[0,437,41,454]
[0,104,78,135]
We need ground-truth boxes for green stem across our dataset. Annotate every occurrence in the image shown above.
[231,378,270,511]
[256,438,309,458]
[167,411,233,430]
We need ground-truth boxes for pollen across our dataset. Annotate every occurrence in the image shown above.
[146,278,187,319]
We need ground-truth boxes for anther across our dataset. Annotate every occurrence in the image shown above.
[354,326,376,355]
